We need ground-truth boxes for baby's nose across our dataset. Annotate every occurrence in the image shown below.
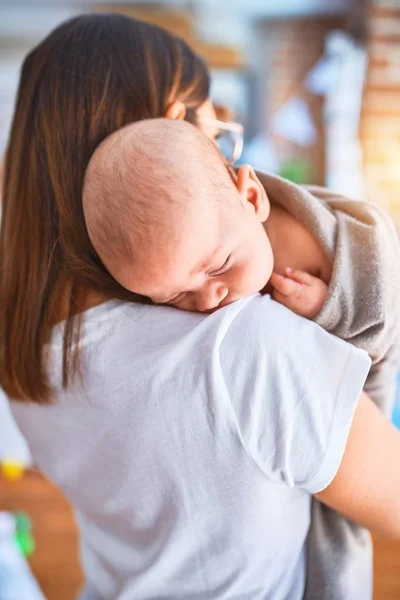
[196,283,229,312]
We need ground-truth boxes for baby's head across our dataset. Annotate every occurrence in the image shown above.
[83,119,273,312]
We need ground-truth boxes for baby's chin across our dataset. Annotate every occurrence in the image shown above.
[260,281,273,296]
[212,290,260,312]
[220,277,273,310]
[260,262,275,296]
[199,295,240,314]
[260,268,278,297]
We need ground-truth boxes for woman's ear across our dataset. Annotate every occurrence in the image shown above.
[236,165,270,222]
[165,101,186,121]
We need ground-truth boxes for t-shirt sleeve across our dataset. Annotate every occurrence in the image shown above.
[219,295,371,494]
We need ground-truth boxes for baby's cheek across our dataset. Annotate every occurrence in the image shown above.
[231,263,259,294]
[248,258,272,293]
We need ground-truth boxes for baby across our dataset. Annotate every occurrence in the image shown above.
[83,118,400,600]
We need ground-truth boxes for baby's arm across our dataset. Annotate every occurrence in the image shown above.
[269,268,328,319]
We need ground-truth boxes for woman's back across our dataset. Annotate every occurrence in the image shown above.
[10,296,369,599]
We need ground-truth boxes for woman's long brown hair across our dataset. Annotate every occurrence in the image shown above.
[0,13,210,403]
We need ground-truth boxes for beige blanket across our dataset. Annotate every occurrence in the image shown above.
[257,171,400,600]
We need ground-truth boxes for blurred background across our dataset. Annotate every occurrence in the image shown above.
[1,0,399,221]
[0,1,400,598]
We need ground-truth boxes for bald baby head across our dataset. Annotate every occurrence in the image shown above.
[83,118,236,291]
[83,118,272,310]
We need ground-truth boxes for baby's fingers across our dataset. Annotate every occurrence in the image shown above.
[284,268,315,286]
[269,272,301,297]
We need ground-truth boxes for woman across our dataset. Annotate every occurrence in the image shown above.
[1,13,399,600]
[0,13,220,402]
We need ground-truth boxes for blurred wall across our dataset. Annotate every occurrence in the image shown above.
[361,0,400,224]
[258,15,346,185]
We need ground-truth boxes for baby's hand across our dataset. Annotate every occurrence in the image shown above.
[269,268,328,319]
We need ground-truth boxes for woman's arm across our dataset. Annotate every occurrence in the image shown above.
[316,392,400,539]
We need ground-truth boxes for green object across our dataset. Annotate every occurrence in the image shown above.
[12,511,35,557]
[15,531,35,557]
[279,159,312,185]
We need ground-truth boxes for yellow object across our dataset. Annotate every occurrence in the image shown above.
[1,460,25,481]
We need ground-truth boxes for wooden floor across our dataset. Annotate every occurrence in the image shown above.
[1,471,400,600]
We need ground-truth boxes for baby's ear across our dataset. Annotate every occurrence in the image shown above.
[236,165,270,222]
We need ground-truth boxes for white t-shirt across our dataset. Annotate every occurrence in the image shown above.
[10,295,370,600]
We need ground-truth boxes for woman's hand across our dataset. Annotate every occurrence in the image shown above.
[269,268,328,320]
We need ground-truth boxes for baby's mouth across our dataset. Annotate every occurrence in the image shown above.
[211,295,239,312]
